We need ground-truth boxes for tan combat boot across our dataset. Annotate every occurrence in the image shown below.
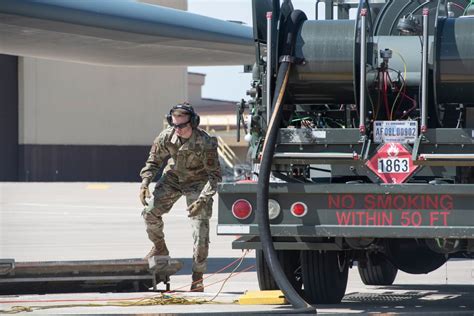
[190,272,204,292]
[144,240,169,260]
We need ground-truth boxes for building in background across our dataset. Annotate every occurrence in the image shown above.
[1,0,187,182]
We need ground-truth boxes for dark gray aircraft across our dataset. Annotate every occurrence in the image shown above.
[0,0,255,66]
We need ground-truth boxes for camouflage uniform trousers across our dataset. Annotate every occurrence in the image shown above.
[142,173,212,273]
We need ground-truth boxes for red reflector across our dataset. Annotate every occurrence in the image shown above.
[291,202,308,217]
[232,199,252,219]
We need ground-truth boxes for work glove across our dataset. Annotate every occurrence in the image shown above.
[139,182,151,206]
[187,198,206,218]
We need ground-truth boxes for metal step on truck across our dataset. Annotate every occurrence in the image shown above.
[217,0,474,304]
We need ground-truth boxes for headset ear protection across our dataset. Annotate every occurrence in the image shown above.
[166,104,200,128]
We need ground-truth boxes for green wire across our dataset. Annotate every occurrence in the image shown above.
[291,116,312,122]
[323,117,345,128]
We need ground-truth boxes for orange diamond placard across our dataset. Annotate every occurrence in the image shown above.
[366,142,419,184]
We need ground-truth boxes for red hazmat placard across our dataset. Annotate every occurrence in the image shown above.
[366,142,419,184]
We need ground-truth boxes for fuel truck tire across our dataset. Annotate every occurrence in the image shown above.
[256,249,302,292]
[301,250,349,304]
[357,253,398,285]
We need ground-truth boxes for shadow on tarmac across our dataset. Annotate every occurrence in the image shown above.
[336,284,474,314]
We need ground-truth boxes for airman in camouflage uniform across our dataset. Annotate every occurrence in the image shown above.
[139,103,222,292]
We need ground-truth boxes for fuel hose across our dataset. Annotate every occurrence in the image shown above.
[256,9,316,314]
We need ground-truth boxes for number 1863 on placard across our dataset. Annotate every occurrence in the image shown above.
[378,157,409,173]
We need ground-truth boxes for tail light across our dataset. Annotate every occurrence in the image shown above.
[232,199,252,219]
[290,202,308,217]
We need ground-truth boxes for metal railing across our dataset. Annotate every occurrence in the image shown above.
[212,129,240,169]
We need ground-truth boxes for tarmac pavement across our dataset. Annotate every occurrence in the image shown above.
[0,182,473,314]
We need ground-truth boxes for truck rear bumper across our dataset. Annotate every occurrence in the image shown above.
[218,183,474,239]
[217,224,474,238]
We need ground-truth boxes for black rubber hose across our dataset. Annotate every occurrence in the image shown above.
[256,9,315,313]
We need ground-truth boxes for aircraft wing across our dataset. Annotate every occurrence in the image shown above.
[0,0,255,66]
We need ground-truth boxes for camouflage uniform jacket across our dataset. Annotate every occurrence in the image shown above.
[140,127,222,202]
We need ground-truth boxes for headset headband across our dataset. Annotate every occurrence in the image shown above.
[171,104,195,115]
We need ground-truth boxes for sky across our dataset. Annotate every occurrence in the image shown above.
[187,0,319,102]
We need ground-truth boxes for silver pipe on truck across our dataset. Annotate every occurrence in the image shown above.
[266,11,272,126]
[359,8,368,134]
[421,7,429,133]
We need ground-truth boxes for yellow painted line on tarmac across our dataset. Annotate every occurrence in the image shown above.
[86,183,110,190]
[238,290,287,305]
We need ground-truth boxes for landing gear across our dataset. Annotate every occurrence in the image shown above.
[358,253,398,285]
[256,249,302,292]
[301,250,349,304]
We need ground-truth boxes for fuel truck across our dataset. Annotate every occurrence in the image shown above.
[217,0,474,304]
